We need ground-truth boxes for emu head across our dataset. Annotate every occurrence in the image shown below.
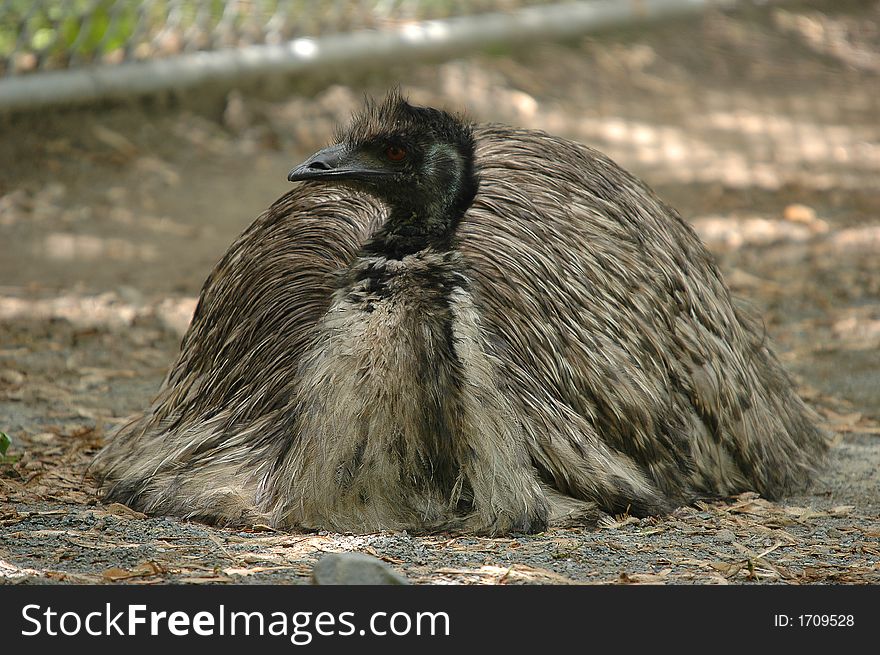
[288,91,479,229]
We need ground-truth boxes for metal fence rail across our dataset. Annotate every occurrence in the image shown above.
[1,1,566,77]
[0,0,734,111]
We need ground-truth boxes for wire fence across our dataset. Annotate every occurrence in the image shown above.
[0,0,877,195]
[0,0,563,77]
[0,0,741,112]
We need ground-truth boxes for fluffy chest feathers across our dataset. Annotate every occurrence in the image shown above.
[321,251,470,400]
[265,249,545,533]
[279,251,479,528]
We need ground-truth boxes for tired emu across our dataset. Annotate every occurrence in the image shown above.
[91,91,827,534]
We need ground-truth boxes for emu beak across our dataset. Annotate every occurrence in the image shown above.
[287,144,388,182]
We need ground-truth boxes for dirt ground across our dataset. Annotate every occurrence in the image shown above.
[1,2,879,585]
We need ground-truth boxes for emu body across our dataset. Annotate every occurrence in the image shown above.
[91,94,827,534]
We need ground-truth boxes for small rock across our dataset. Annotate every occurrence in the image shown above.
[29,432,57,445]
[311,552,410,585]
[783,203,816,223]
[0,369,25,386]
[783,203,828,233]
[715,529,736,543]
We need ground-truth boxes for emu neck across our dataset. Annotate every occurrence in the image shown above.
[362,149,478,259]
[363,204,460,259]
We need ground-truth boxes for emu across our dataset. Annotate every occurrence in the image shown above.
[91,91,828,535]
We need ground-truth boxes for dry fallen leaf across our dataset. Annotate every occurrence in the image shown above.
[598,515,642,530]
[222,567,260,577]
[435,564,578,585]
[618,569,671,584]
[728,498,774,516]
[177,574,235,584]
[104,502,148,519]
[102,561,164,581]
[710,561,744,577]
[363,546,405,564]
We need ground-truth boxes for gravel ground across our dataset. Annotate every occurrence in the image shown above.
[1,1,879,585]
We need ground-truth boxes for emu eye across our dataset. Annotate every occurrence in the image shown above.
[384,145,407,162]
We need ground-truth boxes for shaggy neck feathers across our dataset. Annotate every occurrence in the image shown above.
[364,144,477,258]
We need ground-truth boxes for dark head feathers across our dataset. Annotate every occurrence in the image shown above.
[335,89,476,157]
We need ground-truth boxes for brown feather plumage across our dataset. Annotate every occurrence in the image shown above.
[90,94,828,535]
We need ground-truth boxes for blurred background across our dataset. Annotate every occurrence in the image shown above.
[0,0,878,446]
